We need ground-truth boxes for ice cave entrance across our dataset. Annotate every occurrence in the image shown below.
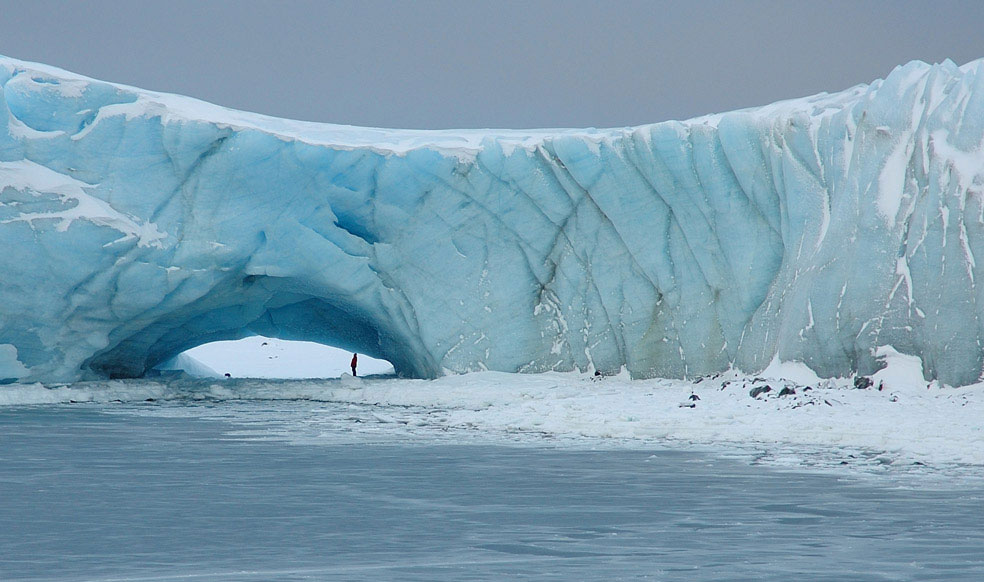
[161,336,395,379]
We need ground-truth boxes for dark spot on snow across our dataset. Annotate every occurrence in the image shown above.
[854,376,873,390]
[749,385,772,398]
[778,387,796,397]
[689,393,700,401]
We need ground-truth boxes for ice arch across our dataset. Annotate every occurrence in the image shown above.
[86,283,422,380]
[4,56,984,385]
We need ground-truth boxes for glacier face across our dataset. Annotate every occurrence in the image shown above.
[2,56,984,385]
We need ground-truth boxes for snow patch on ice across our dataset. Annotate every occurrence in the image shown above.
[0,160,167,248]
[760,354,823,386]
[871,345,927,392]
[876,137,912,226]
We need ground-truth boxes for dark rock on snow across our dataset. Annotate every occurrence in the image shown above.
[749,385,772,398]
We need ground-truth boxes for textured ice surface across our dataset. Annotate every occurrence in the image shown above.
[5,406,984,581]
[3,56,984,385]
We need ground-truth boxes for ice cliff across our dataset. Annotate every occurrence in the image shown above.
[2,56,984,385]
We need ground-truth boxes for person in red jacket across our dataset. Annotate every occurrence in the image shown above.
[350,353,358,377]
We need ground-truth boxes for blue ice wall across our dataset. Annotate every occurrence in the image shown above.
[2,56,984,385]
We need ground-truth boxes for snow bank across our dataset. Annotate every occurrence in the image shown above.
[3,371,981,471]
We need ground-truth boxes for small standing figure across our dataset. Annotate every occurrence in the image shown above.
[350,353,358,377]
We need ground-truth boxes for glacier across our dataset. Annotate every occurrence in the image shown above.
[2,56,984,386]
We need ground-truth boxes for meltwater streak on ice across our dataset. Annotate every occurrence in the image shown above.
[3,56,984,384]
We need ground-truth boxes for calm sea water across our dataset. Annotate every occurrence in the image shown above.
[2,401,983,581]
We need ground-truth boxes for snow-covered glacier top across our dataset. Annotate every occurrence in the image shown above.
[5,57,627,158]
[3,55,984,386]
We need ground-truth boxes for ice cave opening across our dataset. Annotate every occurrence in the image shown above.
[157,336,396,379]
[78,285,423,382]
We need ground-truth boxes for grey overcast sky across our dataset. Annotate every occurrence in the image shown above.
[2,0,982,129]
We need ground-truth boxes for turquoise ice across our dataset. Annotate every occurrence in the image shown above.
[2,56,984,385]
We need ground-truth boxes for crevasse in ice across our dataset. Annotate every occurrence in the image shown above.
[2,56,984,385]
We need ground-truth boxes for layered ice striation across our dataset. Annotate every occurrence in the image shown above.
[3,56,984,385]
